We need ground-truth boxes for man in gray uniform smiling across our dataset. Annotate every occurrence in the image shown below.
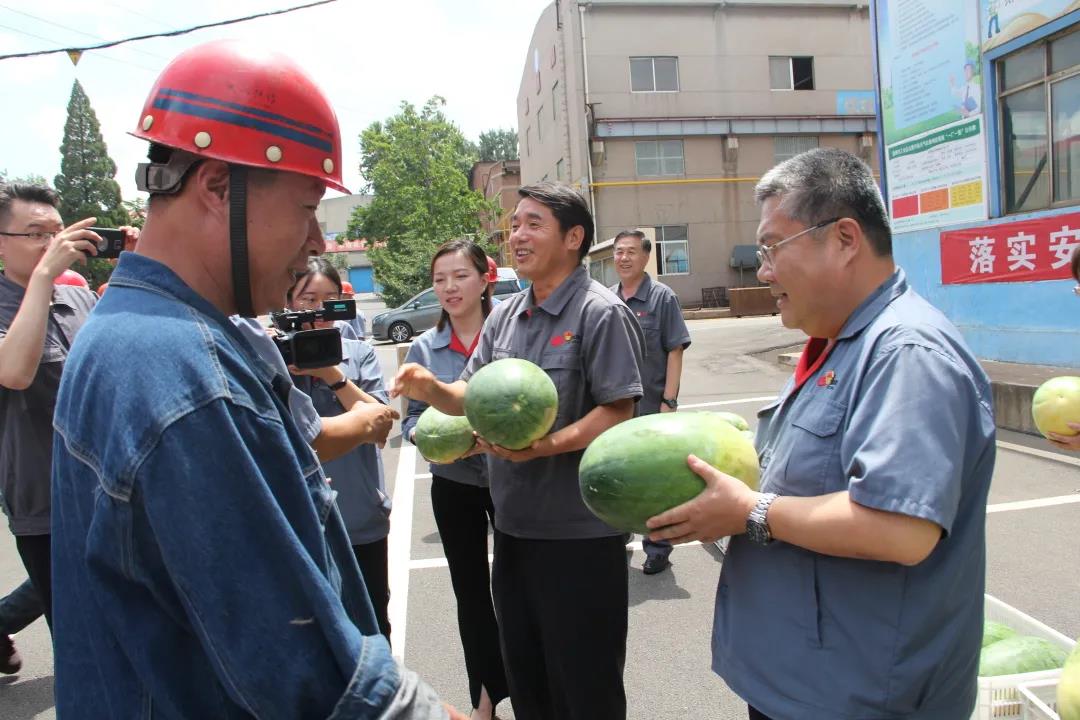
[393,182,644,720]
[610,229,690,575]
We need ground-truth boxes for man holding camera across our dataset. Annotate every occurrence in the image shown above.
[50,42,458,718]
[0,182,125,665]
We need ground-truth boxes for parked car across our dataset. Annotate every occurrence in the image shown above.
[371,269,524,343]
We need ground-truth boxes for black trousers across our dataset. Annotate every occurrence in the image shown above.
[15,534,51,630]
[748,706,774,720]
[492,530,628,720]
[431,476,508,710]
[352,537,390,642]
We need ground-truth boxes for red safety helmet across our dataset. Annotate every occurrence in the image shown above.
[132,40,348,193]
[55,269,89,288]
[96,282,109,297]
[486,256,498,283]
[340,280,354,294]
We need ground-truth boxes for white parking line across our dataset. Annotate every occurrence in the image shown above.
[987,495,1080,514]
[407,538,703,570]
[387,445,417,661]
[679,396,776,410]
[997,440,1080,468]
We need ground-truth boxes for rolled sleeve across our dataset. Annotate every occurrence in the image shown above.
[661,293,691,353]
[287,386,323,445]
[844,343,975,535]
[584,303,644,406]
[138,402,412,719]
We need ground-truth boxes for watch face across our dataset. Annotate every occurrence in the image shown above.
[746,520,770,545]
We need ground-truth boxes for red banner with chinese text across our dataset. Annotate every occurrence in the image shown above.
[940,212,1080,284]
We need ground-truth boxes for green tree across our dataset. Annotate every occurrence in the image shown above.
[348,97,497,306]
[54,80,127,228]
[0,170,49,187]
[478,128,519,162]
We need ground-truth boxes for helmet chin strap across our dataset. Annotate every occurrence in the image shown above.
[229,165,255,318]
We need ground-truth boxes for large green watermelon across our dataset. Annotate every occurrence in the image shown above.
[982,620,1016,648]
[1058,641,1080,720]
[413,407,476,463]
[464,358,558,450]
[579,412,760,533]
[978,635,1068,677]
[714,411,750,432]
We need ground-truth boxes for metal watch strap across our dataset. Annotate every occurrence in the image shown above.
[747,492,779,545]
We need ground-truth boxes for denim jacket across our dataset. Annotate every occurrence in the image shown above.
[51,253,446,719]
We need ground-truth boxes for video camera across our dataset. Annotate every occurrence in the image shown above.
[269,299,356,370]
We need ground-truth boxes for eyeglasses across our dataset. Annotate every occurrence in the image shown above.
[755,217,841,267]
[0,231,60,242]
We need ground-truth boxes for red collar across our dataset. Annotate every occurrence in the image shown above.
[793,337,834,391]
[448,328,480,357]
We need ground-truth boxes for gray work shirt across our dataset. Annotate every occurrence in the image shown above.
[402,324,487,487]
[714,270,996,720]
[229,316,322,445]
[294,338,391,545]
[462,265,645,539]
[612,273,691,414]
[0,272,96,535]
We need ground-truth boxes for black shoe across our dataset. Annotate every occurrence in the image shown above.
[642,556,671,575]
[0,635,21,675]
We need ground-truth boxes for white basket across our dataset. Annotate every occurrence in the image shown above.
[971,595,1075,720]
[1019,679,1060,720]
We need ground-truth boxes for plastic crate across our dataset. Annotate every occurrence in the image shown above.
[1019,679,1060,720]
[971,595,1075,720]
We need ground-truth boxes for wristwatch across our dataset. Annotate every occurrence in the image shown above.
[329,377,348,391]
[746,492,779,545]
[662,397,678,410]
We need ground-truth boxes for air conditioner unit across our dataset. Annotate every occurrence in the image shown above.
[590,140,605,165]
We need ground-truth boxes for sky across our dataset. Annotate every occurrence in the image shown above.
[0,0,550,200]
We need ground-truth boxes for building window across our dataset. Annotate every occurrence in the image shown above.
[774,136,819,163]
[589,255,619,286]
[552,82,558,120]
[556,158,565,180]
[769,56,814,90]
[655,225,690,275]
[635,140,684,176]
[630,56,679,92]
[998,27,1080,213]
[537,108,543,142]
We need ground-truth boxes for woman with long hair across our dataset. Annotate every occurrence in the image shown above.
[287,256,394,641]
[401,240,509,720]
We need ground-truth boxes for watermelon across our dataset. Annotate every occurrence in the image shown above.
[978,635,1068,677]
[714,411,750,432]
[1058,641,1080,720]
[464,358,558,450]
[1031,376,1080,439]
[982,620,1016,648]
[579,412,760,533]
[413,407,476,463]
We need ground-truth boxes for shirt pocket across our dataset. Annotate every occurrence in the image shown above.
[773,399,847,497]
[637,316,663,354]
[539,348,582,424]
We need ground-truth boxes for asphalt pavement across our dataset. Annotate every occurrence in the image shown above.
[2,301,1078,720]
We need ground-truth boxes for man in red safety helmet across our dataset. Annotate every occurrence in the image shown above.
[50,40,462,719]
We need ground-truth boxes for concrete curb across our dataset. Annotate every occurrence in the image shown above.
[683,308,732,320]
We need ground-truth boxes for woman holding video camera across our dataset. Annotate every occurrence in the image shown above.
[287,257,393,641]
[400,240,508,720]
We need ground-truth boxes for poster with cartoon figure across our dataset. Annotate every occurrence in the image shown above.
[982,0,1080,50]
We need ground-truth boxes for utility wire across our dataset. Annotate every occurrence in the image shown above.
[0,5,170,60]
[0,22,158,72]
[0,0,338,62]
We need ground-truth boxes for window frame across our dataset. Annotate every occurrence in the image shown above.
[655,224,691,276]
[996,26,1080,214]
[769,55,815,91]
[635,139,685,177]
[773,135,820,164]
[629,56,680,93]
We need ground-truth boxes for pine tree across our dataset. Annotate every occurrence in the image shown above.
[54,80,127,228]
